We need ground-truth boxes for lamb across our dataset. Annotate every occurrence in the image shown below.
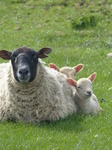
[67,73,102,115]
[0,46,76,123]
[49,63,84,79]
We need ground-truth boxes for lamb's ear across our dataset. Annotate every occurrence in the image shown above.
[37,48,52,58]
[67,78,77,87]
[0,50,12,60]
[88,72,96,82]
[74,64,84,73]
[49,63,60,71]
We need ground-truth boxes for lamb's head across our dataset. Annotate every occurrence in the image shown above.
[0,46,52,83]
[67,72,96,100]
[49,63,84,79]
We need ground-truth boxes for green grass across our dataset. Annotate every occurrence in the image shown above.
[0,0,112,149]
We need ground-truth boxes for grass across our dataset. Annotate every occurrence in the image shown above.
[0,0,112,149]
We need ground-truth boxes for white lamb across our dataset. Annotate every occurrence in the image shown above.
[0,46,76,123]
[67,73,102,115]
[49,63,84,79]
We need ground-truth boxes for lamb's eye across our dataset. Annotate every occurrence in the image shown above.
[77,86,82,90]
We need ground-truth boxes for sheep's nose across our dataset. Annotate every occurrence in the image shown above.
[19,68,29,76]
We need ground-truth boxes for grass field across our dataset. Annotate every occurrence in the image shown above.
[0,0,112,149]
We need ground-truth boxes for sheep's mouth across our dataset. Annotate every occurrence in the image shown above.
[17,75,31,83]
[18,78,30,83]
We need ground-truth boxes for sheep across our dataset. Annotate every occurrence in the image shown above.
[0,46,76,123]
[67,73,102,115]
[107,53,112,58]
[49,63,84,79]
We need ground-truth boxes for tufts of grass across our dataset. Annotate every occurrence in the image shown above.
[71,14,97,30]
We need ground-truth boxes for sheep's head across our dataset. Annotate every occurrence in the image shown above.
[0,46,52,83]
[67,73,96,100]
[49,63,84,79]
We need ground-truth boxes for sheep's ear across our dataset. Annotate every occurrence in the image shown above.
[0,50,12,60]
[49,63,60,71]
[67,78,77,87]
[74,64,84,73]
[88,72,96,82]
[37,48,52,58]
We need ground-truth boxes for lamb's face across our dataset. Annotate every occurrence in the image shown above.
[76,78,93,100]
[0,46,52,83]
[49,64,84,79]
[60,67,75,79]
[11,48,38,83]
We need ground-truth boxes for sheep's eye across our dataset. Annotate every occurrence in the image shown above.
[11,56,16,61]
[32,53,37,59]
[31,55,37,63]
[31,59,34,63]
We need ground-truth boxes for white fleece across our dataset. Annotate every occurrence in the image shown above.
[0,59,76,123]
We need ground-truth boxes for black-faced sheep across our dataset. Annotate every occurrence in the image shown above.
[49,63,84,79]
[67,73,102,115]
[0,46,76,123]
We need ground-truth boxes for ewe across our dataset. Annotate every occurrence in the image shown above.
[0,46,76,123]
[67,73,102,115]
[49,63,84,79]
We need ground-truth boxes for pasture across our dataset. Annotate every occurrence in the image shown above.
[0,0,112,149]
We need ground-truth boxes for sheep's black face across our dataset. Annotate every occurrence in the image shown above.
[0,46,52,83]
[11,49,38,83]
